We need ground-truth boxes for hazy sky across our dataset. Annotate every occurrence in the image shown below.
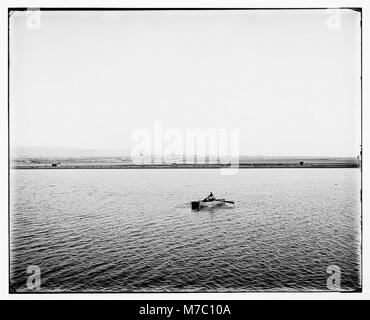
[10,9,361,156]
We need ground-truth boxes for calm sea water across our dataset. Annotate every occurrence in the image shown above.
[10,169,361,292]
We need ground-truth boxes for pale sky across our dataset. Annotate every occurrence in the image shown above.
[10,9,361,156]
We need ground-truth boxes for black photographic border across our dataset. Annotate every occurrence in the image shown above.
[7,6,363,294]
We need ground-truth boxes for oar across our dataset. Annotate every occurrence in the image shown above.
[215,199,235,204]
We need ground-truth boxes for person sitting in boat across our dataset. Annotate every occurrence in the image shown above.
[204,192,215,202]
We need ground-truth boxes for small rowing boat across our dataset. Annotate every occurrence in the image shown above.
[191,198,235,210]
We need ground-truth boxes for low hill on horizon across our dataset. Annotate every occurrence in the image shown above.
[11,146,358,161]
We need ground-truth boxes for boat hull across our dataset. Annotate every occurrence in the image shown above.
[191,199,226,210]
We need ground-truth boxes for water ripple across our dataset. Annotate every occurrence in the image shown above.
[10,168,361,292]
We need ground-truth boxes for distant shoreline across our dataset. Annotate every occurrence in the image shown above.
[11,163,360,169]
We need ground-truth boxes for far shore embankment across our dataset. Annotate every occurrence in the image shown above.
[11,162,360,169]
